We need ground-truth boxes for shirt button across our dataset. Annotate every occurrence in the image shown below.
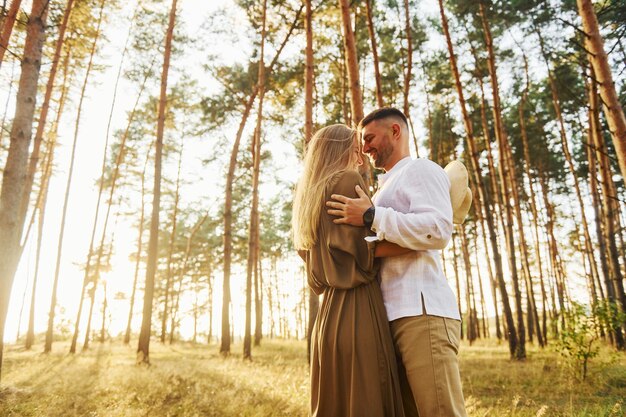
[427,234,432,239]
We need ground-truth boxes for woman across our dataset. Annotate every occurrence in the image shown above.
[293,124,406,417]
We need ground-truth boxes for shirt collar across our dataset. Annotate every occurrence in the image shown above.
[378,156,412,186]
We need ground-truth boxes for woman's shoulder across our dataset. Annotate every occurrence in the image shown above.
[326,170,363,196]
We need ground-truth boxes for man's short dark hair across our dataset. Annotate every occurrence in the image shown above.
[359,107,408,129]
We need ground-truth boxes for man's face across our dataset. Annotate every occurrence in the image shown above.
[361,119,394,170]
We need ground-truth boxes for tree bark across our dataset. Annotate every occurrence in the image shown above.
[338,0,363,125]
[168,213,208,344]
[70,53,154,354]
[588,65,626,347]
[220,6,302,356]
[304,0,318,364]
[364,0,383,107]
[535,25,601,300]
[478,1,525,359]
[244,0,266,360]
[0,0,47,379]
[438,0,517,356]
[46,0,105,353]
[25,50,70,350]
[0,0,22,67]
[137,0,178,365]
[19,0,74,231]
[254,251,262,345]
[450,233,463,339]
[304,0,314,141]
[578,0,626,184]
[161,140,183,343]
[124,143,152,345]
[48,1,104,352]
[401,0,412,117]
[518,55,549,344]
[460,227,476,344]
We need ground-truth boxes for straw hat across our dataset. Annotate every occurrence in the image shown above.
[444,160,472,225]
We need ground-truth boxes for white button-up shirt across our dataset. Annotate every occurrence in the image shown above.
[372,156,461,321]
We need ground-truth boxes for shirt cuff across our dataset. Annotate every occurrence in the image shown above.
[372,206,386,240]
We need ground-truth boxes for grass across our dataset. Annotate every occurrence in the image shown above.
[0,338,624,416]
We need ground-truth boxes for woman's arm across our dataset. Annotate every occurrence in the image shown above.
[374,240,413,258]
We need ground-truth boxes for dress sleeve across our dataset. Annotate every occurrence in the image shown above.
[318,170,378,289]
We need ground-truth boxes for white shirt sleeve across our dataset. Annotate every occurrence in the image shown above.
[372,160,453,250]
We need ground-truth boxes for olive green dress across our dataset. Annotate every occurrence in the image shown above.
[304,170,405,417]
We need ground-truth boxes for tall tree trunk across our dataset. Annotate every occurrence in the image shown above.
[475,76,503,341]
[0,58,16,150]
[535,25,601,299]
[44,0,105,354]
[578,0,626,183]
[401,0,412,117]
[220,6,302,356]
[460,227,476,344]
[137,0,178,365]
[221,96,256,355]
[168,213,207,344]
[588,66,626,347]
[539,172,567,332]
[503,129,544,347]
[25,51,70,350]
[467,155,500,340]
[47,0,106,353]
[19,0,74,231]
[0,0,47,380]
[364,0,383,107]
[438,0,516,355]
[124,144,151,345]
[99,281,107,342]
[474,239,489,337]
[590,84,626,321]
[0,0,21,67]
[161,140,183,343]
[207,264,214,344]
[244,0,267,360]
[519,56,549,344]
[254,252,262,345]
[478,2,525,359]
[304,0,319,364]
[70,55,154,354]
[450,233,463,339]
[338,0,363,125]
[304,0,314,142]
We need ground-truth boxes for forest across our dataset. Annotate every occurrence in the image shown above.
[0,0,625,416]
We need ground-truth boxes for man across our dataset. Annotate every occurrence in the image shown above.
[326,107,467,417]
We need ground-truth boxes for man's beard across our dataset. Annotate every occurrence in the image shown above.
[371,135,393,169]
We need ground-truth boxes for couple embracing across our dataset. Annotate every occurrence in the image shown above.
[293,107,469,417]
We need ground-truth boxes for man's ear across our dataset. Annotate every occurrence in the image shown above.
[391,122,402,141]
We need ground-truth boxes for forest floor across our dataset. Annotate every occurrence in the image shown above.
[0,338,624,416]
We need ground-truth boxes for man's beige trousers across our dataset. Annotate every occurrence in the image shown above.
[390,313,467,417]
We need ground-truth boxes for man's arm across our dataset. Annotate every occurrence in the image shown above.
[327,160,453,251]
[374,240,413,257]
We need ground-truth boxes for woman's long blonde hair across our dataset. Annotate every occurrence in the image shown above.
[292,124,360,250]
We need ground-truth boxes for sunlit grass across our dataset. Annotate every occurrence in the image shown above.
[0,338,624,416]
[460,339,625,416]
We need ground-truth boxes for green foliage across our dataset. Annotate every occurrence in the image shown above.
[555,301,604,381]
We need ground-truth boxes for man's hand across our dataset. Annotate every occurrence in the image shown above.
[326,185,372,225]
